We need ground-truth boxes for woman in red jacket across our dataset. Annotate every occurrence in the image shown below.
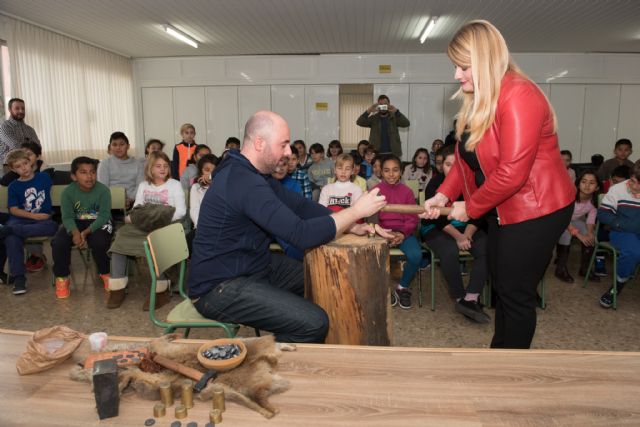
[423,20,575,349]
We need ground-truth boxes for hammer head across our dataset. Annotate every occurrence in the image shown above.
[193,370,217,392]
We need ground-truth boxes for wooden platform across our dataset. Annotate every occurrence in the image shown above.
[0,329,639,426]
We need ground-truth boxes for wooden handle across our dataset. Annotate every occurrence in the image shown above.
[381,204,451,215]
[153,354,204,381]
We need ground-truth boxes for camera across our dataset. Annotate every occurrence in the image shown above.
[377,104,388,111]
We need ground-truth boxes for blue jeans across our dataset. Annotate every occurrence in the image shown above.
[398,235,422,288]
[194,253,329,343]
[5,217,58,277]
[610,231,640,280]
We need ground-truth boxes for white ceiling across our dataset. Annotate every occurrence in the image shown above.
[1,0,639,58]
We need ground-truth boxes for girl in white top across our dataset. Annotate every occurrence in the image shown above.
[134,151,186,222]
[402,147,433,192]
[189,154,218,228]
[319,154,363,212]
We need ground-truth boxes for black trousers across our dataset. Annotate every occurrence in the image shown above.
[51,221,113,277]
[488,203,573,349]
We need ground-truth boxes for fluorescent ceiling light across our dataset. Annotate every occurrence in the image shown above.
[419,17,438,44]
[164,25,198,48]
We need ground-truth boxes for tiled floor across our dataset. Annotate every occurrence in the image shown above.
[1,244,638,351]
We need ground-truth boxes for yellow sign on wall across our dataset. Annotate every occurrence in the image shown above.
[379,64,392,74]
[315,102,328,110]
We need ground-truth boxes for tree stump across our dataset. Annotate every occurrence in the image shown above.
[304,234,391,346]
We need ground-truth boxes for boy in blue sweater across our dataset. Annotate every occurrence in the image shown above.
[4,149,58,295]
[597,163,640,308]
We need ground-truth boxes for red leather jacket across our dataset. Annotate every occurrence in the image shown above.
[438,72,574,225]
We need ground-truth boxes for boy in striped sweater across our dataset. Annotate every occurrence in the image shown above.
[597,163,640,308]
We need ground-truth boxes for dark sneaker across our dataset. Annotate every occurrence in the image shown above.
[599,283,626,309]
[455,299,491,323]
[26,254,46,273]
[419,256,431,272]
[594,257,607,277]
[12,276,27,295]
[390,289,398,307]
[394,287,412,309]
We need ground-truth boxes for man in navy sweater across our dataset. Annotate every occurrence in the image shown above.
[189,111,387,343]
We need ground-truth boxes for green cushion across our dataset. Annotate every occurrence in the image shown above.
[167,299,214,324]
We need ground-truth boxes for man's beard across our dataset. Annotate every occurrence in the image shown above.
[10,113,24,121]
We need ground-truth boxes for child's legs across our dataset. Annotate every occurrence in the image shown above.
[86,229,112,275]
[558,230,571,246]
[609,231,640,280]
[398,235,422,288]
[110,253,128,279]
[5,232,25,277]
[51,226,73,277]
[8,218,58,238]
[467,229,489,295]
[423,229,465,299]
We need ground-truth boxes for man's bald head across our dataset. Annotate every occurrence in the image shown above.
[241,111,291,174]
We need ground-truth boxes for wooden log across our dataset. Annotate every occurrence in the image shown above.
[304,234,391,346]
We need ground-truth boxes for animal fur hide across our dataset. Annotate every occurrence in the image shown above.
[70,334,295,418]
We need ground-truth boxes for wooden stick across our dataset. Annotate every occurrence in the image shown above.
[381,204,451,215]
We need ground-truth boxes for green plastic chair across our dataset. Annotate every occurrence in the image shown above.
[143,222,240,337]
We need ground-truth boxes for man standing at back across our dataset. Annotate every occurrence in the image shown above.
[356,94,410,158]
[188,111,387,343]
[0,98,41,174]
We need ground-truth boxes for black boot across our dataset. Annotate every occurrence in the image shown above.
[554,244,574,283]
[578,244,600,282]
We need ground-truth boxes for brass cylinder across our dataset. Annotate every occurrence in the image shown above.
[159,381,174,407]
[181,380,194,409]
[212,388,226,412]
[210,408,223,424]
[174,404,187,419]
[153,403,166,417]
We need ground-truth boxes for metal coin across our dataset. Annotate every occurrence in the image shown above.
[186,423,198,427]
[144,419,155,426]
[171,422,182,427]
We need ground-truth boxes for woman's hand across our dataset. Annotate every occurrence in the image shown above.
[420,192,448,219]
[448,201,469,222]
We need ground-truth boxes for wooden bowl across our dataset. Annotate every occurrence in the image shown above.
[197,338,247,372]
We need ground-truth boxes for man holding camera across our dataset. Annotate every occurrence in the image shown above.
[356,94,410,158]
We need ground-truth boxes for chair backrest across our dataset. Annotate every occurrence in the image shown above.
[405,180,420,200]
[0,186,8,213]
[147,223,189,277]
[110,186,126,211]
[50,185,67,207]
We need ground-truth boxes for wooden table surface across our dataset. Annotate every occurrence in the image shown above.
[1,329,639,426]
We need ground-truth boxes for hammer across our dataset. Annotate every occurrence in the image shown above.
[381,204,452,215]
[152,354,217,392]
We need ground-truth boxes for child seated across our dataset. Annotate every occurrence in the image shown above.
[106,151,186,310]
[554,170,600,284]
[366,156,382,190]
[186,154,217,255]
[402,148,433,192]
[287,151,312,199]
[597,163,640,308]
[560,150,576,183]
[181,144,212,190]
[375,155,424,310]
[97,132,143,210]
[51,157,113,298]
[319,154,363,212]
[3,149,58,295]
[307,143,334,201]
[361,146,377,180]
[421,145,489,323]
[597,138,634,182]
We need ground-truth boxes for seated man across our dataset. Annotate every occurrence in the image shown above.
[188,111,386,343]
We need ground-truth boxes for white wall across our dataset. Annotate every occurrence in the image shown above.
[134,53,640,162]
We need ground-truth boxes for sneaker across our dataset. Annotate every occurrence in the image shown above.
[599,283,625,309]
[594,257,607,277]
[12,276,27,295]
[390,289,398,307]
[25,254,46,273]
[55,277,71,299]
[455,299,491,323]
[419,256,431,272]
[394,287,412,309]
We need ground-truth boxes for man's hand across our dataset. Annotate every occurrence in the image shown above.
[388,104,398,113]
[349,223,374,236]
[367,103,379,114]
[351,188,387,219]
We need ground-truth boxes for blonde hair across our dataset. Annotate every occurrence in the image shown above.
[144,151,172,183]
[334,153,355,182]
[6,148,31,168]
[447,20,556,150]
[180,123,195,134]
